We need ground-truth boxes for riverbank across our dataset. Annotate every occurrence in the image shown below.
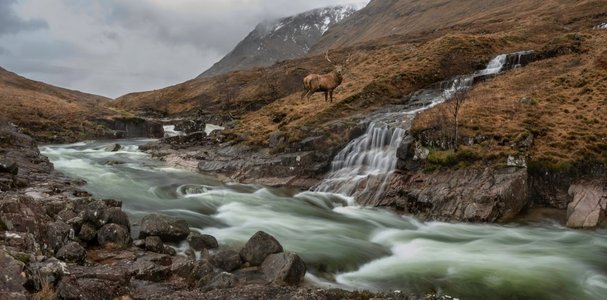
[0,122,420,299]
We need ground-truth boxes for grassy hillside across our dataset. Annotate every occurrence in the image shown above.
[113,0,607,162]
[0,67,123,142]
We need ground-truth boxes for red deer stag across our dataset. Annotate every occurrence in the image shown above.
[301,51,348,102]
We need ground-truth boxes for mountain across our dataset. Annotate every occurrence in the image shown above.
[0,67,130,142]
[198,3,366,78]
[311,0,606,52]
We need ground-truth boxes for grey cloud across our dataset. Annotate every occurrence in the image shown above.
[0,0,48,36]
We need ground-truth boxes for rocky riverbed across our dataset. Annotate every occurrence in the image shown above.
[0,122,433,299]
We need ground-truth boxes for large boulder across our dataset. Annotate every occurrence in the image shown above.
[145,236,165,253]
[139,214,190,242]
[240,231,283,266]
[56,242,86,264]
[187,232,218,251]
[567,182,606,228]
[46,221,73,252]
[211,250,242,272]
[97,224,131,249]
[104,207,130,231]
[0,251,27,298]
[261,252,306,286]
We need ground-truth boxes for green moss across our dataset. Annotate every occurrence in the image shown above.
[427,148,480,167]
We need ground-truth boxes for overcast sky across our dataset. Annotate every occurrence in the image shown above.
[0,0,365,98]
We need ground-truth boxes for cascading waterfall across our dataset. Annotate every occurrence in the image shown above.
[315,51,534,201]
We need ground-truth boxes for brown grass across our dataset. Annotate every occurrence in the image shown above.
[413,30,607,166]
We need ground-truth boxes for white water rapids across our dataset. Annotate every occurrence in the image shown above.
[39,51,607,299]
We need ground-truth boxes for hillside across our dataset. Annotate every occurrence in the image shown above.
[198,4,364,78]
[113,0,607,170]
[0,67,138,142]
[312,0,607,52]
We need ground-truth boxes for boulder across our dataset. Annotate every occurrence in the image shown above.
[187,232,218,251]
[104,207,130,231]
[171,258,214,283]
[211,250,242,272]
[261,252,306,286]
[46,221,73,252]
[83,200,109,228]
[97,224,131,249]
[0,160,18,175]
[139,214,190,242]
[566,182,606,228]
[104,143,122,152]
[56,242,86,264]
[240,231,283,266]
[0,251,27,297]
[145,236,165,253]
[202,272,237,291]
[78,222,97,242]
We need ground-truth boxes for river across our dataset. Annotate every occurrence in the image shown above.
[40,139,607,300]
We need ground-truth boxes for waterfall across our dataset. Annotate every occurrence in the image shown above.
[315,50,534,201]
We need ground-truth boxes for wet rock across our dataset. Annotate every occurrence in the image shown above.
[78,222,97,242]
[56,242,86,264]
[129,254,172,282]
[240,231,283,266]
[102,199,122,208]
[0,160,18,175]
[139,214,190,242]
[0,250,27,297]
[261,252,307,286]
[202,272,237,291]
[83,200,109,228]
[566,182,606,228]
[378,167,529,222]
[163,245,177,256]
[187,232,218,251]
[46,221,73,252]
[104,207,130,231]
[171,258,215,283]
[133,239,146,248]
[105,143,122,152]
[97,224,131,249]
[212,250,242,272]
[145,236,165,253]
[57,275,127,300]
[26,258,68,290]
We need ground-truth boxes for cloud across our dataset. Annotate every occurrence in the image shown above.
[0,0,47,36]
[0,0,366,98]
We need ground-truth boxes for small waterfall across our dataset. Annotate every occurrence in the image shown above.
[163,125,184,138]
[315,50,534,201]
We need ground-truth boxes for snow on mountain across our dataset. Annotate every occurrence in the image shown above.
[198,3,367,78]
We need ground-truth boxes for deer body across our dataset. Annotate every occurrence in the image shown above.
[301,70,343,102]
[301,51,348,102]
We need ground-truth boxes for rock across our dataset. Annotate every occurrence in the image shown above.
[133,239,146,248]
[0,250,27,296]
[261,252,307,286]
[163,245,177,256]
[78,222,97,242]
[187,232,218,251]
[56,242,86,264]
[377,167,529,222]
[211,250,242,272]
[507,155,527,168]
[105,143,122,152]
[171,259,214,283]
[240,231,283,266]
[566,182,606,228]
[97,224,131,249]
[104,207,130,231]
[268,131,287,149]
[46,221,73,252]
[202,272,237,291]
[0,160,18,175]
[83,200,109,228]
[139,214,190,242]
[26,258,68,290]
[145,236,165,253]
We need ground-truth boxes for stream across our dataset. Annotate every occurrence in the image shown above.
[39,52,607,299]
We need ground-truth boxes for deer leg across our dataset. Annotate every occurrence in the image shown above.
[324,91,328,102]
[329,90,334,102]
[307,90,314,100]
[301,89,309,100]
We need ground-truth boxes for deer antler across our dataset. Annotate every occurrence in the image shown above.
[325,50,332,63]
[345,52,352,65]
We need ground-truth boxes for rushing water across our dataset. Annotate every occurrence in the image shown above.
[41,140,607,300]
[315,52,531,201]
[39,51,607,299]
